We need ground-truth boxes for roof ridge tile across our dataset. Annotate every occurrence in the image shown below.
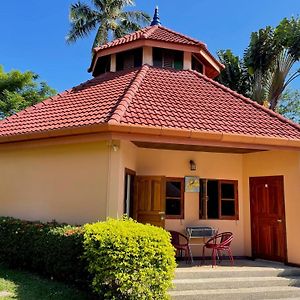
[108,65,149,124]
[142,25,158,38]
[188,69,300,132]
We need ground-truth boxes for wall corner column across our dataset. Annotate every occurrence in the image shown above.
[143,46,153,66]
[184,52,192,70]
[106,140,122,218]
[110,54,116,72]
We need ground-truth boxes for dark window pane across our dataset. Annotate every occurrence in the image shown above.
[207,180,219,219]
[164,52,174,68]
[134,48,142,67]
[174,51,183,70]
[221,183,235,199]
[116,48,142,71]
[166,181,181,198]
[166,198,181,215]
[123,54,135,69]
[153,48,163,67]
[93,55,111,76]
[153,48,183,69]
[221,200,235,216]
[192,56,203,74]
[116,53,124,71]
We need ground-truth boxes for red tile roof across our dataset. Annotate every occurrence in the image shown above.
[1,65,300,141]
[0,69,139,137]
[93,25,205,52]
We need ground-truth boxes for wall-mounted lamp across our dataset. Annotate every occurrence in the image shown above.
[189,160,196,171]
[112,144,119,152]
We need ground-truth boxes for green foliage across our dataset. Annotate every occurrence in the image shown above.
[217,17,300,113]
[244,26,279,75]
[0,66,56,118]
[275,17,300,59]
[83,218,176,299]
[217,50,251,97]
[278,89,300,123]
[66,0,151,49]
[0,217,87,287]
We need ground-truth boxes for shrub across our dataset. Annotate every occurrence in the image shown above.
[83,218,176,300]
[0,217,88,286]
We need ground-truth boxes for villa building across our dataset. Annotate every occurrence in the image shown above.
[1,9,300,264]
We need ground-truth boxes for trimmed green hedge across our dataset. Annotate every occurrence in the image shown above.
[0,217,176,298]
[84,218,176,299]
[0,217,87,286]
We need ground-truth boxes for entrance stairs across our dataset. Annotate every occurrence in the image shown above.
[170,260,300,300]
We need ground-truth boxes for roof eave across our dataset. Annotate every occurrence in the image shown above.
[1,123,300,151]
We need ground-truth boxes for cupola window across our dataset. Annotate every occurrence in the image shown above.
[153,48,183,70]
[93,55,111,77]
[116,48,143,71]
[192,55,204,74]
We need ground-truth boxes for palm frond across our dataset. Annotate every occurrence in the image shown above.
[69,2,98,22]
[120,11,151,25]
[251,70,267,104]
[266,49,296,110]
[93,0,135,11]
[66,19,98,43]
[66,2,99,43]
[92,0,105,11]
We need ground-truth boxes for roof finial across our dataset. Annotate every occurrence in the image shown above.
[150,6,161,26]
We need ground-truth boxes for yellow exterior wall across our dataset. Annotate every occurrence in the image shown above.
[133,146,245,256]
[2,136,299,263]
[117,143,300,262]
[105,140,138,218]
[0,141,109,225]
[243,150,300,264]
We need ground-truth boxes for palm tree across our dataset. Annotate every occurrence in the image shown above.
[266,49,300,110]
[66,0,150,49]
[217,17,300,112]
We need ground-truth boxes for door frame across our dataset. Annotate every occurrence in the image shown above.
[249,175,288,263]
[124,168,136,218]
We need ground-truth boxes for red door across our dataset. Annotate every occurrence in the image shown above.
[250,176,287,262]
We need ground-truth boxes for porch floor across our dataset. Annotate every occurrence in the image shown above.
[177,258,298,269]
[171,259,300,299]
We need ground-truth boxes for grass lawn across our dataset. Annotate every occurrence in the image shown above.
[0,265,92,300]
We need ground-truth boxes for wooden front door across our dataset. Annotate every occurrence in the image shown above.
[134,176,166,227]
[250,176,287,262]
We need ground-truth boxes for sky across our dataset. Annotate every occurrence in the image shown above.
[0,0,300,92]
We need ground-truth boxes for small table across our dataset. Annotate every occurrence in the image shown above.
[186,226,217,263]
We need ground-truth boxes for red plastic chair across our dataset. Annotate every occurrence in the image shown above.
[169,231,191,263]
[202,232,234,267]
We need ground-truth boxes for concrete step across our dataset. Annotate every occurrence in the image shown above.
[172,276,300,291]
[175,266,300,279]
[169,286,300,300]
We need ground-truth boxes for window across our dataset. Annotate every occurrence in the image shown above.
[93,55,111,76]
[153,48,183,70]
[116,48,143,71]
[200,179,238,220]
[124,169,136,218]
[166,178,184,219]
[192,55,204,74]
